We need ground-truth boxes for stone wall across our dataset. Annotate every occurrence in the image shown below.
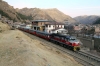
[94,38,100,51]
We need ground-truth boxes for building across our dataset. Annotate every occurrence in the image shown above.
[31,20,66,34]
[95,25,100,35]
[51,28,68,34]
[73,25,81,33]
[45,22,65,33]
[32,20,50,31]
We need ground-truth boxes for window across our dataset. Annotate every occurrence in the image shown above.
[58,25,59,27]
[61,25,62,28]
[49,30,51,33]
[49,25,51,27]
[56,25,58,27]
[46,25,48,27]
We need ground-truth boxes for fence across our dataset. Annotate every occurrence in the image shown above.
[72,34,100,51]
[94,38,100,51]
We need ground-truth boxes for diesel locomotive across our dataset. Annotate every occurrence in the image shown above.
[18,27,81,51]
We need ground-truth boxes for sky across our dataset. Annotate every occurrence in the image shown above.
[3,0,100,17]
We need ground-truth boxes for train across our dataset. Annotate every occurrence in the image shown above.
[18,27,81,51]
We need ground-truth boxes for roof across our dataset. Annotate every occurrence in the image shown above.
[45,22,65,25]
[32,20,52,22]
[51,28,65,31]
[51,33,71,38]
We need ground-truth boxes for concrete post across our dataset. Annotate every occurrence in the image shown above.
[92,40,94,49]
[0,14,1,19]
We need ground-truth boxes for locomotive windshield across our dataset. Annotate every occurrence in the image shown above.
[69,36,76,40]
[68,36,79,42]
[68,36,82,45]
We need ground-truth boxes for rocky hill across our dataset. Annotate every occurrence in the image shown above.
[74,15,100,24]
[17,8,53,21]
[17,8,76,23]
[42,8,76,22]
[0,0,21,21]
[1,0,76,23]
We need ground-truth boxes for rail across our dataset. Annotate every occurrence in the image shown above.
[21,30,100,66]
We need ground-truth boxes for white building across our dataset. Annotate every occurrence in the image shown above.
[51,28,68,34]
[26,24,32,29]
[45,22,65,33]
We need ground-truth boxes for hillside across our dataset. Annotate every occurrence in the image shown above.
[74,15,100,24]
[0,0,33,22]
[0,22,10,32]
[0,0,21,21]
[0,27,82,66]
[1,0,76,23]
[93,18,100,24]
[17,8,76,23]
[42,8,76,22]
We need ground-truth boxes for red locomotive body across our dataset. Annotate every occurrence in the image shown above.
[49,33,80,51]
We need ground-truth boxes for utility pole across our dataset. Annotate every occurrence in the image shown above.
[53,18,56,29]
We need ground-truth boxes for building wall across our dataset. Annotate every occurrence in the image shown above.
[32,21,49,31]
[77,37,93,49]
[74,26,81,31]
[38,22,49,26]
[52,29,68,34]
[45,24,64,33]
[45,25,54,33]
[94,38,100,51]
[95,27,100,33]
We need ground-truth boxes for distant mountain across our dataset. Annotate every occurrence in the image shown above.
[93,18,100,24]
[17,8,76,23]
[74,15,100,24]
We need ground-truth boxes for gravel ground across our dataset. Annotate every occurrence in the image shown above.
[0,29,82,66]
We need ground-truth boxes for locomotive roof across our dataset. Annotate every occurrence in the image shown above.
[36,31,50,35]
[51,33,71,38]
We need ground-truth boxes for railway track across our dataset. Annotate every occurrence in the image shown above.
[77,51,100,62]
[23,31,100,66]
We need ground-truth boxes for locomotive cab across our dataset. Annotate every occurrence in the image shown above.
[65,36,81,51]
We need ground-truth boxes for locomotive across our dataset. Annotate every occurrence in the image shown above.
[18,27,81,51]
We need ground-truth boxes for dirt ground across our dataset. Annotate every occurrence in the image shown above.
[0,22,10,32]
[0,30,82,66]
[0,22,82,66]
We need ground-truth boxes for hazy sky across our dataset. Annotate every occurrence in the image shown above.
[3,0,100,17]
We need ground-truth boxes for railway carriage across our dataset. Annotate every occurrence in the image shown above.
[35,31,51,40]
[28,29,36,35]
